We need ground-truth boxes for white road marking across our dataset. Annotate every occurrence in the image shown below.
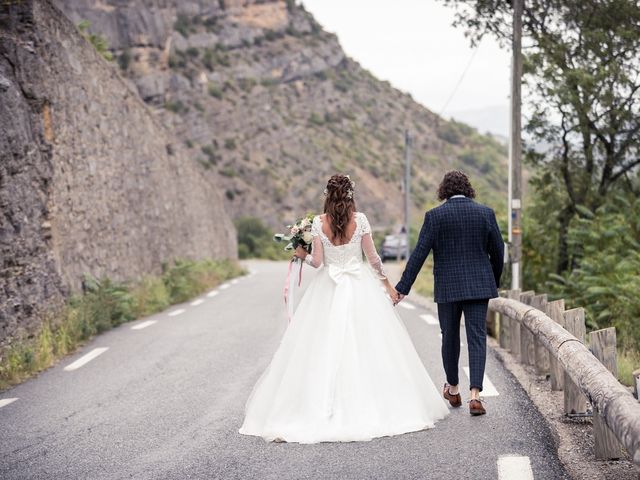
[190,299,205,306]
[231,279,239,285]
[206,290,219,298]
[219,283,230,290]
[420,313,439,325]
[0,398,18,409]
[131,320,157,330]
[497,455,533,480]
[64,347,109,371]
[398,302,416,310]
[168,308,186,317]
[463,367,499,396]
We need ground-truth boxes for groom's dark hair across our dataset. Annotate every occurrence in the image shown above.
[437,170,476,201]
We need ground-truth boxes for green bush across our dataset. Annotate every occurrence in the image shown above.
[547,193,640,350]
[78,20,114,61]
[0,258,244,391]
[118,49,132,70]
[208,82,223,99]
[236,216,291,260]
[201,144,219,164]
[308,112,325,126]
[164,100,188,114]
[203,48,231,69]
[238,77,257,92]
[169,51,187,69]
[174,14,195,37]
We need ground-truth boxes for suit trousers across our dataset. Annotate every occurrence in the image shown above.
[436,299,489,391]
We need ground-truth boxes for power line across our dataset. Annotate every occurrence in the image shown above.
[438,44,481,118]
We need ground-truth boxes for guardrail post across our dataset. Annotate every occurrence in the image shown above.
[499,307,509,350]
[507,290,521,358]
[531,294,549,375]
[519,291,535,365]
[486,309,497,338]
[545,299,565,391]
[563,308,587,415]
[589,327,623,460]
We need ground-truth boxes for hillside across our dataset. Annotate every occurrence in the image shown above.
[56,0,508,228]
[0,0,236,346]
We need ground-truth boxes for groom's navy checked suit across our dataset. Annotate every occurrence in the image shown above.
[396,197,504,391]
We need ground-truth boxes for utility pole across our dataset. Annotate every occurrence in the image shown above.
[510,0,524,289]
[403,130,412,260]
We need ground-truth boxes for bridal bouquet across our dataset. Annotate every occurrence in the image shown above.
[274,213,316,322]
[273,213,315,253]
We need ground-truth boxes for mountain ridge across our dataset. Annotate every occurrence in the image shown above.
[55,0,508,228]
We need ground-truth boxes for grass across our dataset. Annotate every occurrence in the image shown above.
[413,259,435,298]
[618,349,640,387]
[0,259,245,392]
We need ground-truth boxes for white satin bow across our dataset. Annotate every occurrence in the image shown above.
[328,258,362,284]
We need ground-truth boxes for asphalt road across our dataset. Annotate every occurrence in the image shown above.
[0,261,569,479]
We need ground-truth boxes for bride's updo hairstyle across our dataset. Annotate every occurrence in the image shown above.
[323,174,356,243]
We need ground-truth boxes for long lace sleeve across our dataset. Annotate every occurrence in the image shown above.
[304,216,324,268]
[359,214,387,280]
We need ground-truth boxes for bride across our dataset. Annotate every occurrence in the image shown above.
[239,174,449,443]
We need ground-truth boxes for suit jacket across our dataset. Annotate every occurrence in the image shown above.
[396,197,504,303]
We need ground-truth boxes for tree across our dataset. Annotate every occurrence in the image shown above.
[442,0,640,273]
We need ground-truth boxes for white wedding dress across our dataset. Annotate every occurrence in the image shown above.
[239,212,449,443]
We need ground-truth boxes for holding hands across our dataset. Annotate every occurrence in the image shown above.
[383,279,405,306]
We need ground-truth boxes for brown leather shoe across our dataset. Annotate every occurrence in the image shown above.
[443,383,462,408]
[469,399,486,416]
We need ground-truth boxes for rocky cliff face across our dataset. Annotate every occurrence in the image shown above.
[0,0,236,346]
[55,0,508,228]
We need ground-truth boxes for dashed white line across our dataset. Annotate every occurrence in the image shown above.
[231,279,239,285]
[206,290,219,298]
[497,455,533,480]
[131,320,157,330]
[463,367,499,396]
[64,347,109,371]
[168,308,186,317]
[219,283,230,290]
[190,299,205,306]
[398,302,416,310]
[0,398,18,409]
[420,313,439,325]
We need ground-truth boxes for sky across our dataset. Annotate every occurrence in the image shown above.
[302,0,512,136]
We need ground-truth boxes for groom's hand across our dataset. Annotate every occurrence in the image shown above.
[394,293,405,305]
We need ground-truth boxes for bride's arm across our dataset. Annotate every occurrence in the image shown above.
[362,233,386,280]
[295,236,323,268]
[362,233,397,298]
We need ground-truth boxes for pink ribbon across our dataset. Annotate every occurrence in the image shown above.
[283,259,304,322]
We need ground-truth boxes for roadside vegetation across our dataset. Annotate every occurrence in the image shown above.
[444,0,640,383]
[0,259,244,391]
[236,217,291,261]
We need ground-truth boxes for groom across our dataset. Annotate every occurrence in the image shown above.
[394,171,504,416]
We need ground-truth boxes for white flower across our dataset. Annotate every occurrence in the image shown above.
[291,226,300,235]
[300,218,310,228]
[302,231,313,244]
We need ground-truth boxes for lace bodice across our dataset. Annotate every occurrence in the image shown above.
[305,212,386,279]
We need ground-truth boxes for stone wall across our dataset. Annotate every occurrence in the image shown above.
[0,0,237,346]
